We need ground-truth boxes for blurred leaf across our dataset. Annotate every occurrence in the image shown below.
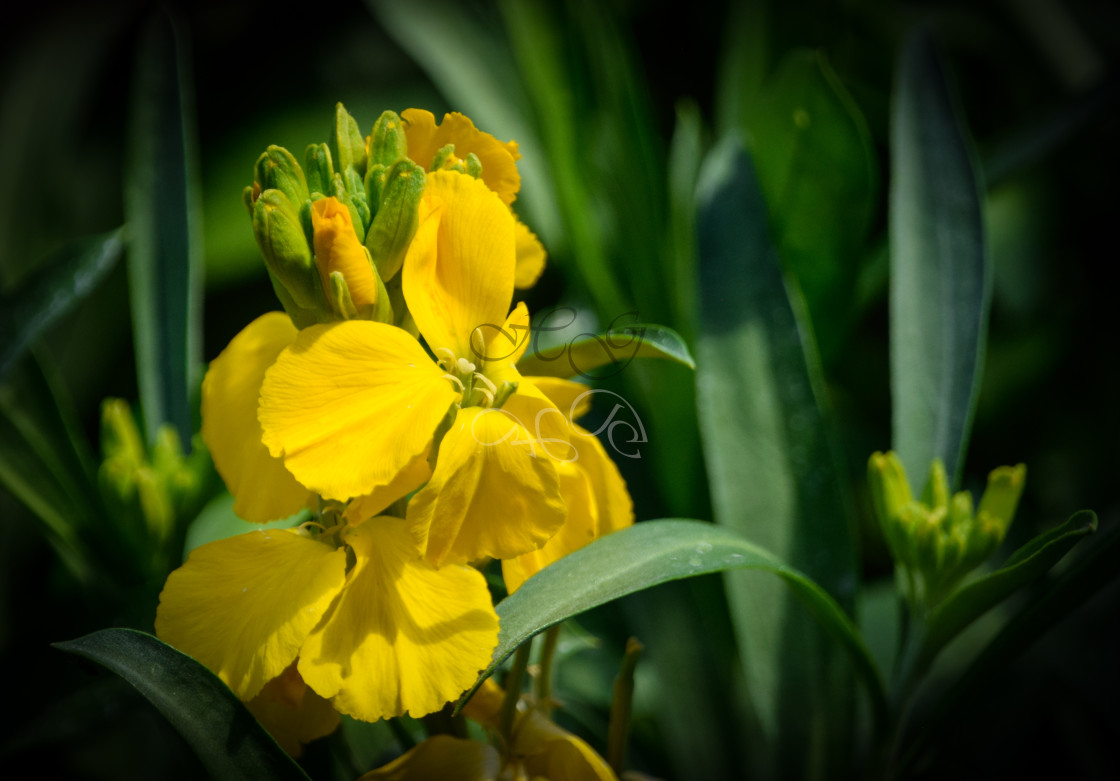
[694,135,860,773]
[0,228,124,381]
[666,100,704,341]
[462,520,885,732]
[182,492,305,559]
[748,48,877,363]
[715,0,768,135]
[899,516,1120,773]
[55,628,309,781]
[518,323,694,379]
[497,0,627,317]
[125,10,203,446]
[890,30,990,488]
[904,510,1097,685]
[0,352,101,583]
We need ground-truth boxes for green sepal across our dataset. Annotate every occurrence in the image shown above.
[328,270,359,320]
[304,142,335,197]
[241,185,256,216]
[252,145,309,208]
[330,102,367,178]
[368,110,406,168]
[431,143,464,173]
[251,190,319,311]
[464,152,483,179]
[365,162,388,216]
[330,172,364,240]
[345,168,371,236]
[365,159,425,280]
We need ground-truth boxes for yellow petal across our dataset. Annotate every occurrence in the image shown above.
[572,424,634,536]
[401,109,521,205]
[516,710,618,781]
[298,517,499,722]
[514,217,546,289]
[403,170,516,359]
[344,447,433,526]
[459,677,504,728]
[526,376,593,422]
[360,735,501,781]
[259,320,458,501]
[201,312,312,523]
[502,460,598,593]
[408,406,567,567]
[312,197,380,310]
[246,662,340,758]
[155,528,347,700]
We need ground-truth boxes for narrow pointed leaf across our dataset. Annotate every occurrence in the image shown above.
[694,135,859,770]
[908,510,1098,681]
[125,10,203,446]
[463,520,886,733]
[890,30,990,487]
[517,323,694,379]
[0,352,101,583]
[0,228,124,381]
[55,628,310,781]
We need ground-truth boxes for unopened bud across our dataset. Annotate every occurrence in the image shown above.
[253,146,309,208]
[330,102,367,178]
[365,158,425,280]
[251,190,320,312]
[304,143,335,197]
[368,110,407,168]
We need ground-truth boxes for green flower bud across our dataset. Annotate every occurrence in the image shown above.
[368,110,407,168]
[330,172,365,241]
[977,464,1027,531]
[100,398,145,467]
[251,190,321,312]
[365,159,425,280]
[344,168,371,236]
[464,152,483,179]
[365,162,388,216]
[867,451,1027,610]
[330,102,367,178]
[253,145,309,207]
[304,143,335,197]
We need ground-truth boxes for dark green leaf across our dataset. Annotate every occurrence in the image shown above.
[0,228,124,381]
[907,510,1097,683]
[0,352,101,583]
[55,628,310,781]
[463,520,886,734]
[890,30,990,488]
[125,10,203,446]
[747,49,877,363]
[517,323,694,379]
[694,135,861,769]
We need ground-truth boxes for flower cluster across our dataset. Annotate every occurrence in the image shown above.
[154,105,633,756]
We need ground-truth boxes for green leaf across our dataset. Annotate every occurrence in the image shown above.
[125,10,203,446]
[689,133,855,766]
[904,510,1097,685]
[694,135,860,772]
[890,30,990,488]
[898,514,1118,774]
[464,520,885,732]
[0,352,101,583]
[747,49,877,363]
[665,100,704,342]
[0,228,124,381]
[55,628,310,781]
[517,322,694,379]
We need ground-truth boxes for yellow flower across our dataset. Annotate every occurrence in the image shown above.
[402,109,545,289]
[259,171,569,566]
[155,512,499,725]
[203,199,411,524]
[361,679,617,781]
[245,662,338,757]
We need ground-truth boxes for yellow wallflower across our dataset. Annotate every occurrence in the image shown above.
[402,109,545,289]
[361,679,617,781]
[259,171,576,566]
[155,512,499,725]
